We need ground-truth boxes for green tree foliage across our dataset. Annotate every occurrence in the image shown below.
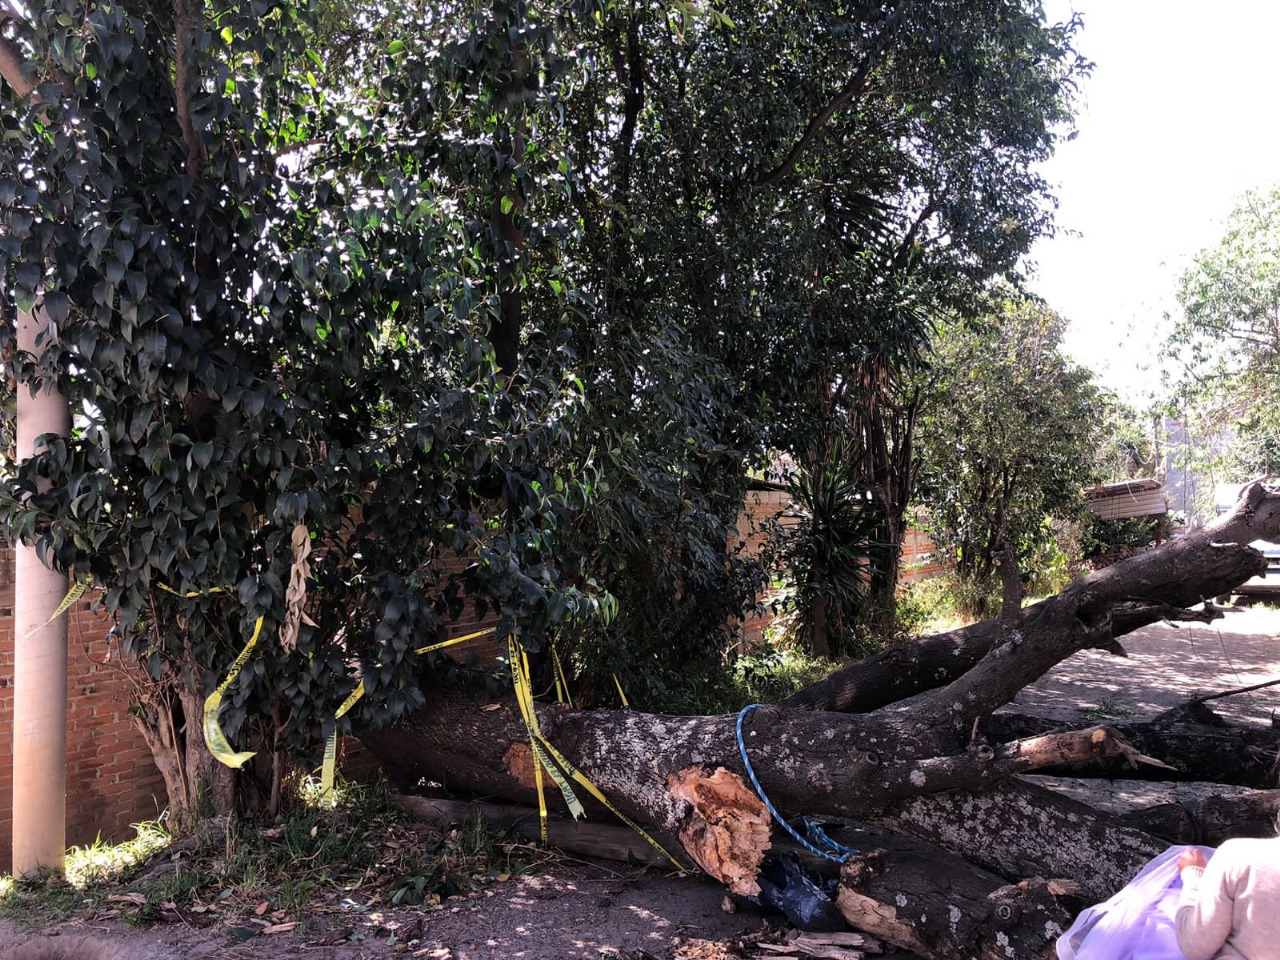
[1091,393,1162,483]
[0,0,1088,805]
[0,0,600,810]
[1168,183,1280,479]
[916,294,1100,608]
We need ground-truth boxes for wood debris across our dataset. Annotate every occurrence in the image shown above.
[751,930,882,960]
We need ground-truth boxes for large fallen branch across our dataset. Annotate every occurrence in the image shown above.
[360,486,1280,954]
[983,706,1280,787]
[784,485,1279,714]
[1027,776,1280,846]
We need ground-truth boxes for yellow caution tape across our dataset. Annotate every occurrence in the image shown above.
[612,673,630,708]
[508,637,685,871]
[318,628,497,803]
[510,638,585,820]
[203,615,265,769]
[18,577,92,641]
[48,579,89,622]
[157,583,227,597]
[531,734,548,843]
[551,644,573,707]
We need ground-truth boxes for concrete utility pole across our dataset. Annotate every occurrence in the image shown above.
[12,309,71,876]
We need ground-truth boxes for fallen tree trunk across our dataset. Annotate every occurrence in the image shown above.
[360,485,1280,955]
[364,684,1168,896]
[875,778,1165,903]
[783,485,1279,715]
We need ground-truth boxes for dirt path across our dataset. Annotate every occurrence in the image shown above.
[0,859,771,959]
[3,607,1276,960]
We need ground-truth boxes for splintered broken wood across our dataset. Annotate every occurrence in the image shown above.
[667,765,772,896]
[392,794,677,867]
[982,708,1280,787]
[754,929,884,959]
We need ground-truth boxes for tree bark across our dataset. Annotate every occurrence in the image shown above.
[875,778,1165,904]
[834,823,1081,960]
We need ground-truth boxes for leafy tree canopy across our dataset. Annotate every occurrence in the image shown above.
[916,293,1100,599]
[0,0,1088,797]
[1167,183,1280,480]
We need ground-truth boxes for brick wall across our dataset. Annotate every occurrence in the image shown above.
[730,490,793,649]
[0,551,167,873]
[900,526,946,582]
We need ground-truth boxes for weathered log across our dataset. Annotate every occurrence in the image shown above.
[364,680,1164,900]
[982,708,1280,787]
[875,778,1165,903]
[1026,776,1280,846]
[392,794,680,866]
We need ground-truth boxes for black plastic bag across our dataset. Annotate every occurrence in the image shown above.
[751,852,846,932]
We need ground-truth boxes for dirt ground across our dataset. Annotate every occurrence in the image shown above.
[2,605,1276,960]
[0,858,776,959]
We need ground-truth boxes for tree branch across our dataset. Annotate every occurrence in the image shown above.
[173,0,207,179]
[0,32,31,99]
[890,197,939,272]
[756,7,903,189]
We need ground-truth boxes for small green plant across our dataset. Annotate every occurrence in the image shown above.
[727,641,835,707]
[895,575,966,636]
[780,435,883,658]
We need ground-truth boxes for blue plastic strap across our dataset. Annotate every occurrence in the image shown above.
[735,703,858,865]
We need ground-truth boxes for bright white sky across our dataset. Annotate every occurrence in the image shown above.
[1027,1,1280,402]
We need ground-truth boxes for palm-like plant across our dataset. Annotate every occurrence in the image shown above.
[780,435,882,658]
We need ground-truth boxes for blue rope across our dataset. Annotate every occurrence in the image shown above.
[735,703,857,865]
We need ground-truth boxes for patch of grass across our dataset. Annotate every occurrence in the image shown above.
[896,574,968,636]
[66,819,174,886]
[728,642,834,707]
[0,875,96,928]
[0,776,521,929]
[1079,697,1136,722]
[0,820,173,927]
